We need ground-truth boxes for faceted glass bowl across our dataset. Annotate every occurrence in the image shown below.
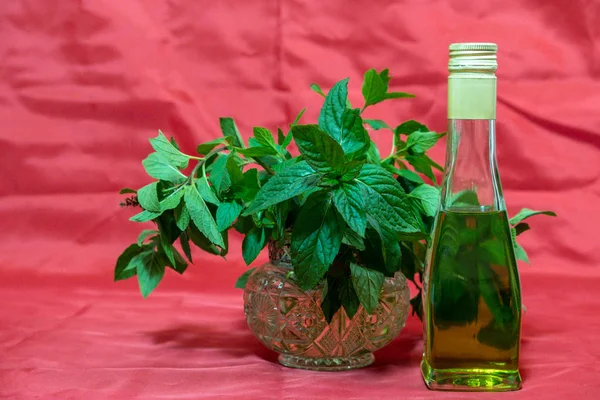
[243,243,410,371]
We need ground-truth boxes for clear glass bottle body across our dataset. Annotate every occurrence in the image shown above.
[421,118,522,391]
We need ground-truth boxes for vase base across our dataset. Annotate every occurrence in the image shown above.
[421,358,522,391]
[278,353,374,371]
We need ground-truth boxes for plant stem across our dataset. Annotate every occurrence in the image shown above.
[187,146,227,184]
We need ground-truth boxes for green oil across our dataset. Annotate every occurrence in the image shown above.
[421,210,522,391]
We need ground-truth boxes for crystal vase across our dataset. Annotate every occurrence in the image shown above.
[243,241,410,371]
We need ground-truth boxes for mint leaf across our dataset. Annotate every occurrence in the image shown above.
[114,244,146,281]
[242,227,267,265]
[226,153,244,187]
[310,83,326,97]
[339,160,364,182]
[398,169,425,185]
[133,250,165,298]
[179,231,193,262]
[197,138,227,155]
[237,146,279,157]
[450,189,480,207]
[137,182,160,212]
[511,227,530,263]
[406,131,444,154]
[318,78,348,141]
[366,141,381,164]
[364,119,391,131]
[174,201,190,230]
[355,164,421,233]
[253,127,278,151]
[184,184,224,247]
[119,188,137,194]
[361,69,388,108]
[409,184,440,217]
[339,108,370,158]
[130,209,161,223]
[137,230,158,246]
[343,228,365,251]
[350,262,384,314]
[365,215,404,274]
[277,128,285,145]
[235,168,261,202]
[219,117,244,148]
[405,154,436,182]
[395,120,429,135]
[321,277,342,323]
[509,208,557,225]
[292,125,344,172]
[142,153,187,184]
[385,92,415,99]
[338,277,360,320]
[514,222,531,236]
[159,185,185,211]
[149,131,189,169]
[291,108,306,127]
[291,192,345,290]
[187,225,222,256]
[195,177,220,205]
[244,161,322,215]
[216,201,243,231]
[235,268,256,289]
[333,182,367,237]
[208,155,231,195]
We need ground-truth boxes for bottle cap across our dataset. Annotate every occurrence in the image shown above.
[449,43,497,73]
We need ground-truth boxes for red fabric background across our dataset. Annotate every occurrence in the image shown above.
[1,1,599,399]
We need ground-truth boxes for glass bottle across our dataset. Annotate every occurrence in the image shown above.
[421,43,522,391]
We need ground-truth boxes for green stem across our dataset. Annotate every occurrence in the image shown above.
[187,146,228,184]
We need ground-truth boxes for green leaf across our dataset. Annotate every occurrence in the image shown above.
[137,182,160,212]
[409,184,440,217]
[338,277,360,320]
[292,125,344,172]
[339,108,370,158]
[291,192,345,290]
[142,153,187,184]
[355,164,422,233]
[219,117,245,148]
[310,83,326,97]
[208,155,231,195]
[197,138,227,155]
[509,208,557,225]
[366,141,381,164]
[405,154,436,182]
[235,268,256,289]
[134,250,166,298]
[159,185,185,212]
[119,188,137,194]
[350,263,385,314]
[277,127,285,145]
[361,69,388,108]
[174,201,190,231]
[514,223,531,236]
[236,168,261,202]
[195,177,220,205]
[184,184,225,247]
[114,244,146,281]
[158,244,187,274]
[333,182,367,237]
[395,120,429,135]
[291,108,306,127]
[180,230,193,262]
[511,228,530,263]
[385,92,415,99]
[364,119,391,131]
[216,201,243,231]
[244,161,322,215]
[149,131,190,169]
[253,127,277,149]
[397,169,425,185]
[365,216,404,274]
[187,225,222,256]
[242,228,267,265]
[339,160,365,182]
[137,230,158,246]
[321,277,342,323]
[450,189,480,207]
[343,228,365,251]
[226,153,244,187]
[406,131,444,154]
[318,78,348,141]
[237,146,279,157]
[129,209,161,223]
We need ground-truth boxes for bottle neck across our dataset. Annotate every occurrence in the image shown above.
[440,119,504,212]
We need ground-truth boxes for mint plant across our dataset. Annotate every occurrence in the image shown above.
[116,69,553,321]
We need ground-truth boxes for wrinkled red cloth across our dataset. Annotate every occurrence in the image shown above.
[1,0,599,399]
